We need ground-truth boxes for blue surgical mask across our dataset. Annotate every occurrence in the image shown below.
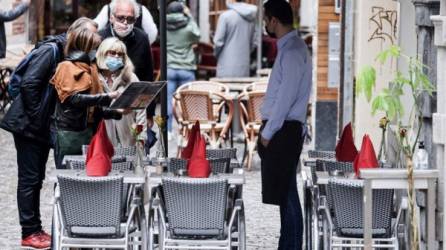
[88,50,97,62]
[105,56,124,72]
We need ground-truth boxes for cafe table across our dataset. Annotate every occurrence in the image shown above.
[359,168,438,250]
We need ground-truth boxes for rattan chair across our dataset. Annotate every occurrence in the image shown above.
[173,88,233,151]
[320,178,400,249]
[54,175,141,249]
[238,90,265,170]
[149,177,245,249]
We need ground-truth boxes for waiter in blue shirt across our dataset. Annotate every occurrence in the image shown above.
[258,1,312,249]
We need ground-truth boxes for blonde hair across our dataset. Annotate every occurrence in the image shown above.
[96,37,135,84]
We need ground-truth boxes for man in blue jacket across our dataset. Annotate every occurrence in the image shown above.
[0,0,31,59]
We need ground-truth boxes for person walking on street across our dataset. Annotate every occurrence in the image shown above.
[98,0,156,127]
[94,0,158,45]
[0,17,98,249]
[0,0,31,58]
[257,1,312,249]
[213,0,257,77]
[166,1,200,139]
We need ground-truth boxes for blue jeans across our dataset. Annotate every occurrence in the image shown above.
[278,169,303,250]
[167,68,196,132]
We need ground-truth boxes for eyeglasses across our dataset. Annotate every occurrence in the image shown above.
[106,50,125,57]
[113,14,136,24]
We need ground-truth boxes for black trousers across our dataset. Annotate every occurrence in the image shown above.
[13,134,50,239]
[258,120,304,249]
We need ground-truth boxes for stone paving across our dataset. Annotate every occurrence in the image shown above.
[0,127,311,249]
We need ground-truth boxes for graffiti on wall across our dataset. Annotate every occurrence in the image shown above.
[368,6,398,45]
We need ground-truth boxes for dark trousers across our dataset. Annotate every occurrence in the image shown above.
[279,167,303,250]
[258,121,304,250]
[13,134,50,239]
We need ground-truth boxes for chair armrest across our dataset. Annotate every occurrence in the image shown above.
[228,198,244,230]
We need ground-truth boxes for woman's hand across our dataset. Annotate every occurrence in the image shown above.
[108,91,121,99]
[116,108,132,115]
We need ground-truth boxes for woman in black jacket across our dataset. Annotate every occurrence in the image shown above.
[50,28,122,169]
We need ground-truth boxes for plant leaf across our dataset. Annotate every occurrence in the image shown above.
[356,66,376,102]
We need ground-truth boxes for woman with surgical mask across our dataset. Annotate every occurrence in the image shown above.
[96,37,147,147]
[50,29,123,169]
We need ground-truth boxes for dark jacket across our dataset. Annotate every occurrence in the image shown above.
[0,3,29,58]
[0,34,66,144]
[53,52,122,132]
[99,24,156,116]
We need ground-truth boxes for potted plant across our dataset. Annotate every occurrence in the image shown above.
[356,45,435,249]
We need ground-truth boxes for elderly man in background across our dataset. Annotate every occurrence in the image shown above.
[213,0,257,77]
[99,0,156,126]
[94,0,158,44]
[0,0,31,59]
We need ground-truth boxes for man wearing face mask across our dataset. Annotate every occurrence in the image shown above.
[257,1,312,249]
[99,0,155,126]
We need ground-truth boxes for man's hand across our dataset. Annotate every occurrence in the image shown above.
[260,135,270,148]
[147,117,154,128]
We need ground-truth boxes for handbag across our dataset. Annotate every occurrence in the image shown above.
[56,128,93,156]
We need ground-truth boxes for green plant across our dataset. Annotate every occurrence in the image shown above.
[356,45,435,250]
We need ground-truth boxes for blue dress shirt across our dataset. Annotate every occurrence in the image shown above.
[260,30,312,140]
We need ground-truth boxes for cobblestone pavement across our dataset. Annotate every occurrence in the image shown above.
[0,127,311,249]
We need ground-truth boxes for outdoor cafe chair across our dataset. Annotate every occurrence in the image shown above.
[165,157,231,175]
[148,177,246,250]
[53,175,142,249]
[308,150,336,160]
[320,178,400,249]
[0,67,13,113]
[238,89,265,170]
[206,148,241,169]
[173,88,234,151]
[82,145,137,157]
[66,160,134,171]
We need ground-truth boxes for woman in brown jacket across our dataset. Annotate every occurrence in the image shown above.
[50,28,122,169]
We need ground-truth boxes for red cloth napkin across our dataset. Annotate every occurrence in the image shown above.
[335,122,358,162]
[181,121,200,159]
[354,134,378,177]
[86,121,115,176]
[187,129,211,178]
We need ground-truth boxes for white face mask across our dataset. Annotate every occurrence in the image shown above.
[113,22,134,38]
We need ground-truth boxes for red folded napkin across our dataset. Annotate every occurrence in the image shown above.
[354,134,378,177]
[187,129,211,178]
[181,121,200,159]
[335,122,358,162]
[86,120,115,176]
